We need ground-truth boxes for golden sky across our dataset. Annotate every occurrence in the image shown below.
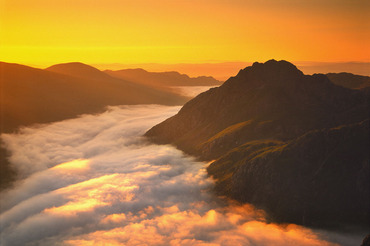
[0,0,369,66]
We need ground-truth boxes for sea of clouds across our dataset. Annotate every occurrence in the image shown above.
[0,105,363,246]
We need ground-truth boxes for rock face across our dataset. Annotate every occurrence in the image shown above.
[145,60,369,227]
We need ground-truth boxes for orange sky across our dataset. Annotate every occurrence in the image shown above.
[0,0,369,67]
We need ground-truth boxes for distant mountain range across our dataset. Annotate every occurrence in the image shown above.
[105,68,221,88]
[146,60,369,228]
[93,61,370,81]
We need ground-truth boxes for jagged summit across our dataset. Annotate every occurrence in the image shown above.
[226,60,306,89]
[252,59,300,69]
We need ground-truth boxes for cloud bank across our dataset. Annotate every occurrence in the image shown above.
[0,105,359,246]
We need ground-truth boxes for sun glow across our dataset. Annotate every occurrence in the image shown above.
[1,0,369,66]
[44,173,138,216]
[44,199,105,216]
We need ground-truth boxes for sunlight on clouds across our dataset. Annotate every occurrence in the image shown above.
[0,105,354,246]
[63,205,337,246]
[44,199,106,216]
[45,174,138,216]
[53,159,90,172]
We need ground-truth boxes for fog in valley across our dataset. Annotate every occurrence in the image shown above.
[0,105,362,246]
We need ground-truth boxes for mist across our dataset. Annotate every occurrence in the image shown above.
[171,86,216,98]
[0,105,360,246]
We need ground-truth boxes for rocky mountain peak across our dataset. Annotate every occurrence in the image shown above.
[145,60,369,227]
[227,59,304,89]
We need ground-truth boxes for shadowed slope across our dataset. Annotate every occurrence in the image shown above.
[210,120,369,227]
[1,62,187,133]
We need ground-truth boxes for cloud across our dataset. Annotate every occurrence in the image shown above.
[0,105,361,246]
[171,86,216,98]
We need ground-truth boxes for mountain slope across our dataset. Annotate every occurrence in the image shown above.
[146,60,367,159]
[0,62,187,134]
[208,120,369,226]
[145,60,369,227]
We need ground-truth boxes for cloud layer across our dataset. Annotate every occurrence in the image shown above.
[0,105,358,246]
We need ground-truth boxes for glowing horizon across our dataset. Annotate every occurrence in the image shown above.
[1,0,369,66]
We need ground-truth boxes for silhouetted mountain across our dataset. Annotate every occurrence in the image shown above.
[105,68,222,88]
[0,62,187,189]
[46,62,112,81]
[1,62,187,134]
[325,72,370,89]
[146,60,369,227]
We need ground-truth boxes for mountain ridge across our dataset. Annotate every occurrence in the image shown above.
[105,68,222,88]
[1,61,187,134]
[146,60,367,158]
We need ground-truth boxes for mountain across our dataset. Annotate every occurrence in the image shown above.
[325,72,370,90]
[46,62,112,81]
[145,60,369,227]
[0,62,187,134]
[105,68,222,88]
[0,62,187,189]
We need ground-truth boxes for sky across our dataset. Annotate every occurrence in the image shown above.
[1,105,364,246]
[0,0,369,67]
